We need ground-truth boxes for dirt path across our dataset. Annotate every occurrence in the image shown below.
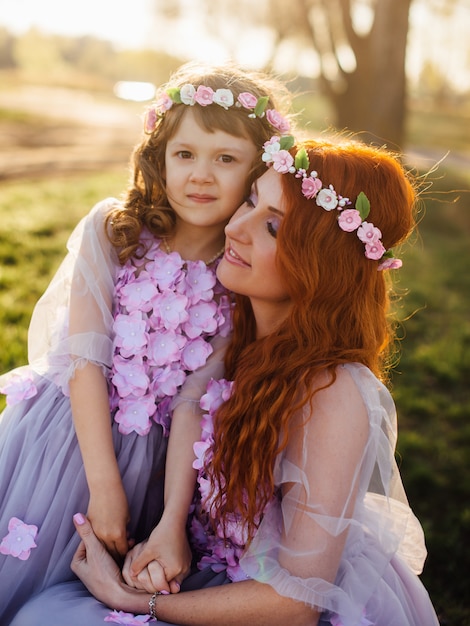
[0,85,143,180]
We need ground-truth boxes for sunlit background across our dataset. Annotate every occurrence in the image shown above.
[0,0,469,89]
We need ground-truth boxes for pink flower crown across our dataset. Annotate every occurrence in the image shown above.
[262,136,402,271]
[144,84,290,135]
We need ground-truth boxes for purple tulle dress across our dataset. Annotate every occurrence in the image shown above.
[0,199,231,624]
[9,365,440,626]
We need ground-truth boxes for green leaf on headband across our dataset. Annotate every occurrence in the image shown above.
[167,88,182,103]
[382,249,394,258]
[279,135,295,151]
[294,148,309,171]
[355,192,370,220]
[254,96,269,117]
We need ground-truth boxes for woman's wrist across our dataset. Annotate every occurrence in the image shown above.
[149,591,162,619]
[117,582,154,616]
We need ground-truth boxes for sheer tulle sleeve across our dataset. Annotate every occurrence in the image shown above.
[240,363,429,626]
[170,334,229,416]
[25,199,119,392]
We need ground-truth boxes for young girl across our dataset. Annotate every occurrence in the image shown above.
[12,136,440,625]
[0,61,292,623]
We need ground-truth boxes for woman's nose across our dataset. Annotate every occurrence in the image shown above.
[225,204,251,240]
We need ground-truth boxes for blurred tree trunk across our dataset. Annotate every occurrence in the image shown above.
[328,0,412,147]
[269,0,413,147]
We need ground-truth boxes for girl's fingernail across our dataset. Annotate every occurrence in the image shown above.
[73,513,86,525]
[175,582,181,591]
[159,590,170,595]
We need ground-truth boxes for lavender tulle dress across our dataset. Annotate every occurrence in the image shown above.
[9,365,440,625]
[0,199,231,625]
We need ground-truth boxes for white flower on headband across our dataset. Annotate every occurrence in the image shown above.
[262,138,402,270]
[143,86,290,134]
[316,186,339,211]
[180,83,196,105]
[213,89,234,109]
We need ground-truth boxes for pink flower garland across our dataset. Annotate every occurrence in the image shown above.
[144,84,290,136]
[262,137,402,270]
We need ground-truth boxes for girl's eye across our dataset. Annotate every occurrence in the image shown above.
[177,150,192,159]
[219,154,234,163]
[267,218,280,238]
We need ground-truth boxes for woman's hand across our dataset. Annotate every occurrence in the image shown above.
[123,515,192,594]
[87,483,130,563]
[71,513,129,606]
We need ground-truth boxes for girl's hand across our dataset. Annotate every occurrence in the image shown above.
[87,483,130,562]
[123,515,192,594]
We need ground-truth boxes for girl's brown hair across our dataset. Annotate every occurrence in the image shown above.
[208,138,417,537]
[105,61,292,263]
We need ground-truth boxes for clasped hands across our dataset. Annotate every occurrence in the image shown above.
[72,511,192,603]
[122,516,192,594]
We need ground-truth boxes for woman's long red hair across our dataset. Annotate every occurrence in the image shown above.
[208,139,417,536]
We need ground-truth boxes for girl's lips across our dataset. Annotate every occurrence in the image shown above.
[188,193,216,203]
[224,244,250,267]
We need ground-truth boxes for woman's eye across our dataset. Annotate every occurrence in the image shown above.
[267,218,280,238]
[245,190,257,207]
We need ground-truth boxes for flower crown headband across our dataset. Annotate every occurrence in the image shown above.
[262,136,402,271]
[144,83,290,135]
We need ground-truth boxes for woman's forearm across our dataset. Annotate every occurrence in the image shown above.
[115,579,318,626]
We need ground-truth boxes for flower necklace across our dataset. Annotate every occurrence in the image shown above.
[163,238,225,266]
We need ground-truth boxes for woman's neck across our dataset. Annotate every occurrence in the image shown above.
[251,299,292,339]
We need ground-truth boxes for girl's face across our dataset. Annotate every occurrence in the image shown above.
[164,109,258,232]
[217,168,292,335]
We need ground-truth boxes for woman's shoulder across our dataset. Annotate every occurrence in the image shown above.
[301,363,395,431]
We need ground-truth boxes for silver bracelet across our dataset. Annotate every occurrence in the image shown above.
[149,591,162,620]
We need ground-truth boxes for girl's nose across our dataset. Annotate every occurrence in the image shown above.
[189,160,214,183]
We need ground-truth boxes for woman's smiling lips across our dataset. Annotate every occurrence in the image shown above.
[224,244,250,267]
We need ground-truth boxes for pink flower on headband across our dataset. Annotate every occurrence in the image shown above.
[301,176,322,199]
[271,149,294,173]
[194,85,215,106]
[378,257,403,271]
[266,109,290,133]
[365,240,386,260]
[144,107,158,133]
[357,222,382,244]
[238,92,258,109]
[338,209,362,232]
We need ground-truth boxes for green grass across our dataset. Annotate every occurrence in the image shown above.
[0,170,128,389]
[390,165,470,625]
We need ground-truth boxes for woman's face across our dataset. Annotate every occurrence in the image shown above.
[217,168,292,333]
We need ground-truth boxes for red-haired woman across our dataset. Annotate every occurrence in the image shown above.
[11,139,440,626]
